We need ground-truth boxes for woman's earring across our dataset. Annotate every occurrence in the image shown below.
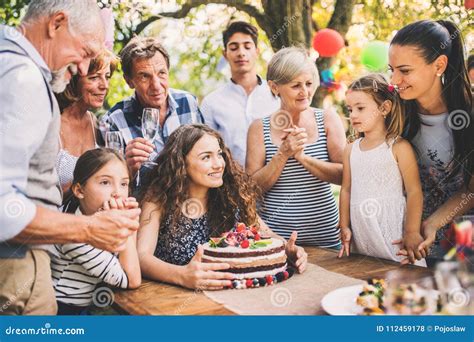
[437,73,445,86]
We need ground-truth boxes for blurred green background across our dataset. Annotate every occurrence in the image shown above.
[1,0,472,119]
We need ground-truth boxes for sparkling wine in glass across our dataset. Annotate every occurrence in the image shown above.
[105,131,124,155]
[141,108,159,166]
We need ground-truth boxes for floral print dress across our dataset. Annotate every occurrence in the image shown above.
[411,113,473,257]
[154,214,210,265]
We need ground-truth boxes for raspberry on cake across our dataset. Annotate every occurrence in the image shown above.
[202,223,294,289]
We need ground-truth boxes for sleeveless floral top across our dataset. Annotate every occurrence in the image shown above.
[154,214,210,265]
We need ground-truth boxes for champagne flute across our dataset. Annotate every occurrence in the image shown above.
[105,131,124,154]
[141,108,159,166]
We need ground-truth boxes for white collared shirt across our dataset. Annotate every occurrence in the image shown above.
[200,76,280,167]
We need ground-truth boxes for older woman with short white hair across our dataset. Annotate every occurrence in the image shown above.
[246,47,346,248]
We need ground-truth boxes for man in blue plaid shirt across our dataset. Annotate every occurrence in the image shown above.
[100,36,204,188]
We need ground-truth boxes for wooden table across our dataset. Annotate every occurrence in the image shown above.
[112,247,433,315]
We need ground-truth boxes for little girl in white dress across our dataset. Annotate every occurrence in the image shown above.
[339,74,426,266]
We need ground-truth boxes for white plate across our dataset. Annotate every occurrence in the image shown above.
[321,284,440,315]
[321,284,365,315]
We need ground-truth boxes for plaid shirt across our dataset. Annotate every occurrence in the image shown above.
[100,88,204,162]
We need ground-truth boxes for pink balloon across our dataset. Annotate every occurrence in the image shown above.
[312,29,345,57]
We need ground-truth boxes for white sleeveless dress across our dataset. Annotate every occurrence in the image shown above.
[349,138,426,267]
[56,112,99,189]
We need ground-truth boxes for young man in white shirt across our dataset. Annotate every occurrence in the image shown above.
[201,21,280,167]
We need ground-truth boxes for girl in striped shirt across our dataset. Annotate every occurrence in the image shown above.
[51,148,141,315]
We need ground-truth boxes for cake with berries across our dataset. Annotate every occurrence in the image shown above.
[202,223,294,289]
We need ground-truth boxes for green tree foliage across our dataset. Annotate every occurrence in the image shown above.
[1,0,472,110]
[0,0,29,25]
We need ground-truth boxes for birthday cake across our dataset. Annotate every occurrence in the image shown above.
[202,223,294,289]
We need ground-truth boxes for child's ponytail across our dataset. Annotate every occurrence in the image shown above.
[62,190,80,214]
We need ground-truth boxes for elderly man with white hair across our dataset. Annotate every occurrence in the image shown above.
[0,0,140,315]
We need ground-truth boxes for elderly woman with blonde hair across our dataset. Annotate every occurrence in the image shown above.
[55,49,119,193]
[246,47,346,248]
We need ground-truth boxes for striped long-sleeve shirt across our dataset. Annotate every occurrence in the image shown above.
[50,211,129,306]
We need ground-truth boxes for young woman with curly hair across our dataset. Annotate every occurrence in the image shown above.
[137,124,307,290]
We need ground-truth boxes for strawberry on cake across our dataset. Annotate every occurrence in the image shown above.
[202,223,294,289]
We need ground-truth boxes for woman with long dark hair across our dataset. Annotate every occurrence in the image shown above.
[389,20,473,265]
[137,124,307,290]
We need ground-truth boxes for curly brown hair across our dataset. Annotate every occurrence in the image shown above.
[142,124,261,235]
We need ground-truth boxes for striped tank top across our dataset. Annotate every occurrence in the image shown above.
[260,109,340,247]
